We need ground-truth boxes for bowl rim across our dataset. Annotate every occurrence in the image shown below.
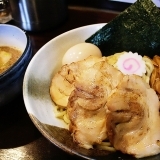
[0,24,31,78]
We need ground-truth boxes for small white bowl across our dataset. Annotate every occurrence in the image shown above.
[23,24,115,159]
[0,24,32,107]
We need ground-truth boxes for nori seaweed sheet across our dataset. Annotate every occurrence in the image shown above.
[85,0,160,58]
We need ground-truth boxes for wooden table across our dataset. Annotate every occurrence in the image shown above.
[0,6,119,160]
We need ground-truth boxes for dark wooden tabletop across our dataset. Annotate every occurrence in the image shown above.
[0,6,119,160]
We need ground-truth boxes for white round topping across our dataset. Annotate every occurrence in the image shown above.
[116,51,146,76]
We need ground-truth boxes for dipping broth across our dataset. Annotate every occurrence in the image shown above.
[0,46,22,74]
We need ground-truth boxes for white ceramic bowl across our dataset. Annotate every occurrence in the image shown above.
[23,23,160,160]
[0,24,32,107]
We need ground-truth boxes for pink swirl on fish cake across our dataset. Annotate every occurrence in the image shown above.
[123,58,140,73]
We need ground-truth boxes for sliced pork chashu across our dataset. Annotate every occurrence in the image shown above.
[50,56,106,107]
[106,75,160,158]
[67,59,123,149]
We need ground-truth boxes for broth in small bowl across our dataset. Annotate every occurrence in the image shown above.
[0,46,22,74]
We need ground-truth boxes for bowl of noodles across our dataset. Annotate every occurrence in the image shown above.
[23,20,160,159]
[22,1,160,158]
